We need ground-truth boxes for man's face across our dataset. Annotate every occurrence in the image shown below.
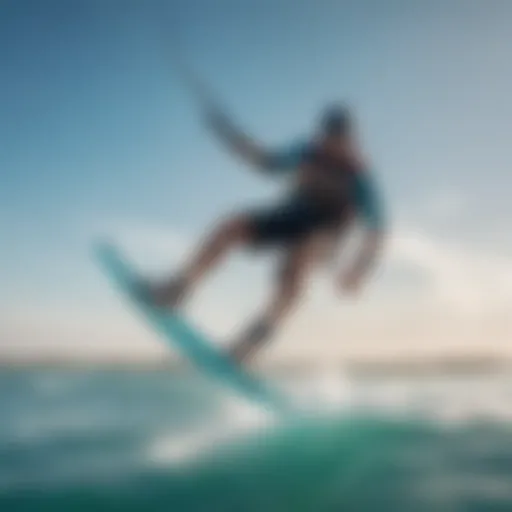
[319,132,350,155]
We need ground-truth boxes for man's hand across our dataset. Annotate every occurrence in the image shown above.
[203,103,230,132]
[336,229,384,296]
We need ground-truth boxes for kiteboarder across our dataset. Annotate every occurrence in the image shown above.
[143,102,386,363]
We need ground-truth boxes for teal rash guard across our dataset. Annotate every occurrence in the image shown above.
[264,140,385,232]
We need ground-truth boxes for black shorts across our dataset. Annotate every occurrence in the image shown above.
[246,196,347,247]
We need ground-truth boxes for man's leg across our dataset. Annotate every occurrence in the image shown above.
[149,214,252,308]
[227,236,321,363]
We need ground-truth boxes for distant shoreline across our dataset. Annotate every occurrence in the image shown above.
[0,353,509,378]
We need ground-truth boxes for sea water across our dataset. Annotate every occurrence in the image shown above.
[1,367,512,511]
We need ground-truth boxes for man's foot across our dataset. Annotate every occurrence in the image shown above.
[225,319,273,365]
[226,341,252,365]
[136,276,189,311]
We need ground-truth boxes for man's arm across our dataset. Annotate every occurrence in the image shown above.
[205,106,303,173]
[339,170,386,292]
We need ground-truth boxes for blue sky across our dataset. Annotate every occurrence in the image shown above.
[2,0,512,363]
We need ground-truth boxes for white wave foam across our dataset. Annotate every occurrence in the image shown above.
[146,393,279,466]
[145,372,361,467]
[282,370,354,412]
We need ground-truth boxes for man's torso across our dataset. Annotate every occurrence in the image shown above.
[288,141,363,217]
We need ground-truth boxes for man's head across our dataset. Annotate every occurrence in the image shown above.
[317,104,354,152]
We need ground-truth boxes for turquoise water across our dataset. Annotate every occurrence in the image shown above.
[1,368,512,511]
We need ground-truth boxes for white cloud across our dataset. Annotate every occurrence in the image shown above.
[388,224,512,314]
[421,189,468,221]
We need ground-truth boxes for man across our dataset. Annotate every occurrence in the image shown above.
[143,102,385,364]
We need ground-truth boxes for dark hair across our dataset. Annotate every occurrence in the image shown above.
[320,104,352,135]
